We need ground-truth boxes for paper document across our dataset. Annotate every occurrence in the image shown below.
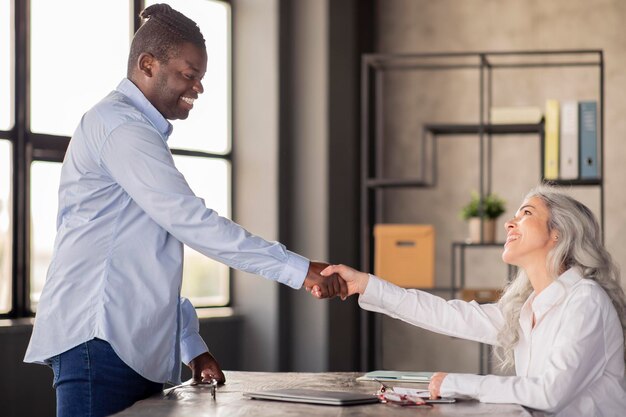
[392,387,430,397]
[389,387,456,403]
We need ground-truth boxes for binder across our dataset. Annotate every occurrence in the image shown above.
[544,100,560,180]
[579,101,599,179]
[559,100,579,179]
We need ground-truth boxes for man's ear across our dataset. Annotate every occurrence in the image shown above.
[138,52,156,78]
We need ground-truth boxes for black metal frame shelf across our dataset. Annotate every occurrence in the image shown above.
[359,49,605,372]
[364,121,603,191]
[423,122,544,135]
[365,178,430,188]
[450,241,516,293]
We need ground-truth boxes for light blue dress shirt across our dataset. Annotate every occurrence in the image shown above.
[24,78,309,384]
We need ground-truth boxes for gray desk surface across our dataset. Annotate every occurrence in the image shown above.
[113,371,532,416]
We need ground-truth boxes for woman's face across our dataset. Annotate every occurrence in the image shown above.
[502,196,558,268]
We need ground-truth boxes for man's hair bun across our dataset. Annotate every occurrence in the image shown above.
[140,3,173,20]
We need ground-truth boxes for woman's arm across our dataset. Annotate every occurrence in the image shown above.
[321,264,504,345]
[361,274,504,344]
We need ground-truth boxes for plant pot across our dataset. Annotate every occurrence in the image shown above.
[467,217,496,243]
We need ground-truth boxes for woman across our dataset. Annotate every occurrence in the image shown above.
[320,185,626,416]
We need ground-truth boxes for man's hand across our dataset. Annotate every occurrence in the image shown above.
[428,372,448,399]
[188,351,226,385]
[303,261,348,300]
[320,264,369,297]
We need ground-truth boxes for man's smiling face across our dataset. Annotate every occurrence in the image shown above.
[147,42,207,120]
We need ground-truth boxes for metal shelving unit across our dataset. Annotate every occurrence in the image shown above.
[360,50,604,372]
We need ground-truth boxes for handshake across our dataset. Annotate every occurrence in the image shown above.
[302,261,370,300]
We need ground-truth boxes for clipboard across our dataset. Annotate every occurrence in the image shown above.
[356,370,434,383]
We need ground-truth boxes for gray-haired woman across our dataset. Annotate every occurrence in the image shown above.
[320,185,626,416]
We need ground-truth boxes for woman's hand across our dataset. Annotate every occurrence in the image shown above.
[428,372,448,399]
[319,264,370,297]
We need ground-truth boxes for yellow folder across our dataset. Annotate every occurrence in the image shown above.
[544,99,560,180]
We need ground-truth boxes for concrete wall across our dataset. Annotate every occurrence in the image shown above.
[371,0,626,372]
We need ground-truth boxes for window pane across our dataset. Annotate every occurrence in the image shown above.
[30,0,130,136]
[146,0,231,154]
[173,155,230,306]
[30,161,62,311]
[0,141,12,313]
[0,0,13,131]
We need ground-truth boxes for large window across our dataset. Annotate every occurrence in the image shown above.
[174,155,231,306]
[29,161,62,311]
[0,0,13,314]
[0,0,12,131]
[30,0,130,136]
[146,0,231,154]
[1,0,232,317]
[0,141,11,314]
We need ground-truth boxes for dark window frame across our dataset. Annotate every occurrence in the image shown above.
[1,0,233,318]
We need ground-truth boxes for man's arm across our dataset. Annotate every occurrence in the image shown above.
[101,124,304,288]
[180,298,226,383]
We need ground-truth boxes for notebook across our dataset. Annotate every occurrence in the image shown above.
[243,389,379,406]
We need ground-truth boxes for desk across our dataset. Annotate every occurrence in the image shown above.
[113,371,531,416]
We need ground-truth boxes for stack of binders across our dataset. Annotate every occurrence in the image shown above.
[544,99,599,181]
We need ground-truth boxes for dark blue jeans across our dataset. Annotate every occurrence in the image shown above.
[48,338,163,417]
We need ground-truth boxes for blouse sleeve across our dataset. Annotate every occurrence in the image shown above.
[359,274,504,345]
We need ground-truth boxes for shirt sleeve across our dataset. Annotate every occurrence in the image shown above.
[440,288,609,414]
[98,122,309,289]
[180,297,209,365]
[359,275,504,344]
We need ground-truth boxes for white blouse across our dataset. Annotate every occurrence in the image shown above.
[359,268,626,416]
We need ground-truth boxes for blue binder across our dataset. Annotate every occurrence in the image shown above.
[579,101,598,179]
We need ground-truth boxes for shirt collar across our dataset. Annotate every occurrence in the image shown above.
[116,78,173,139]
[531,267,582,317]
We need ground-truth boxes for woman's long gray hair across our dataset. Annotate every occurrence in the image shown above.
[495,184,626,371]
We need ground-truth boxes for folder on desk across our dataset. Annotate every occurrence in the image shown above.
[243,389,379,406]
[356,370,433,383]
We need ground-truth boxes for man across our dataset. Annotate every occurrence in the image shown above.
[24,4,346,417]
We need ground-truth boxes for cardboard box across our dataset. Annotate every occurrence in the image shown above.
[460,288,502,304]
[374,224,434,288]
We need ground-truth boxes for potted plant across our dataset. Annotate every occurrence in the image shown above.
[460,191,506,243]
